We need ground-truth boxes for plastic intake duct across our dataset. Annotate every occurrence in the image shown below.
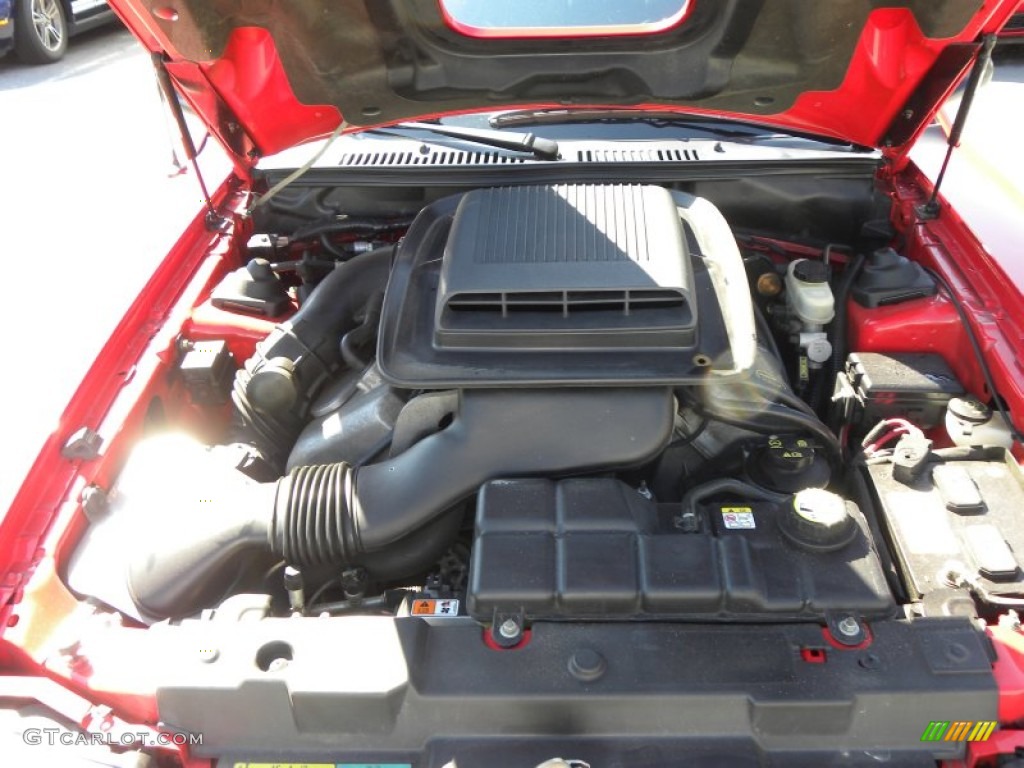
[124,388,673,619]
[231,246,394,470]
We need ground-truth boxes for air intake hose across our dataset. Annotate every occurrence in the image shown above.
[127,389,673,619]
[232,246,394,468]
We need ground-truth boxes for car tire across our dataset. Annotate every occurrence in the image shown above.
[14,0,68,64]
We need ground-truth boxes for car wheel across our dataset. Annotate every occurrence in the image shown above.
[14,0,68,64]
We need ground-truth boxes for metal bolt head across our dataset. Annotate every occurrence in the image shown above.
[837,616,860,637]
[498,618,521,639]
[62,426,103,461]
[80,485,109,523]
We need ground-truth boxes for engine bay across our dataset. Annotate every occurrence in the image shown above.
[44,174,1024,765]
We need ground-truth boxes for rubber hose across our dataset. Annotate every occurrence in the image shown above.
[830,253,865,382]
[291,216,414,242]
[130,388,674,619]
[678,478,786,528]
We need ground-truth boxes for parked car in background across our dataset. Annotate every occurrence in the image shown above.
[0,0,115,64]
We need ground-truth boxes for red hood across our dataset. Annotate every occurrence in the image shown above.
[107,0,1019,173]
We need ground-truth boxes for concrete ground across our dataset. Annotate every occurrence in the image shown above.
[909,51,1024,287]
[0,23,228,512]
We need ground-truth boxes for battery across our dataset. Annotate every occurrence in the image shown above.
[867,450,1024,605]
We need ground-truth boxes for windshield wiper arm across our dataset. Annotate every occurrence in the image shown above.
[369,121,560,160]
[491,109,755,136]
[489,109,861,148]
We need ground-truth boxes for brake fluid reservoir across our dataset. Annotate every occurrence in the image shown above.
[945,395,1014,449]
[786,260,835,330]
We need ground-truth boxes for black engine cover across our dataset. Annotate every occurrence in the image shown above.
[377,185,753,387]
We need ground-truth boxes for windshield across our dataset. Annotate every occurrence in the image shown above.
[438,0,691,37]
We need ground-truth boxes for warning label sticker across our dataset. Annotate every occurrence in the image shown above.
[721,507,755,529]
[410,598,460,616]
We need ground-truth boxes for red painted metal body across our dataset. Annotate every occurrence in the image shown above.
[103,1,1021,169]
[0,5,1023,762]
[185,299,285,364]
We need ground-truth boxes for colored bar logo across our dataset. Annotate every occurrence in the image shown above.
[921,721,997,742]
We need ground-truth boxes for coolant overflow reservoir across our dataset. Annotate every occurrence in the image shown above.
[786,259,835,329]
[945,396,1014,449]
[780,488,856,553]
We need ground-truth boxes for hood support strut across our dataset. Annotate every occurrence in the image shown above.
[151,53,225,230]
[917,34,997,220]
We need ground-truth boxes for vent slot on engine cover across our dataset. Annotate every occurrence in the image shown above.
[378,184,755,387]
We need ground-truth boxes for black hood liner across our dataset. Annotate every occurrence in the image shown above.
[153,0,980,127]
